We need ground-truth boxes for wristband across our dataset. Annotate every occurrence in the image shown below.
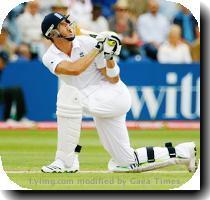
[106,64,120,78]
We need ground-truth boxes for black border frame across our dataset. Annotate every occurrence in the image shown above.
[1,1,209,199]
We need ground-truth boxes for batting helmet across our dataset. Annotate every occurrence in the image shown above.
[41,12,67,39]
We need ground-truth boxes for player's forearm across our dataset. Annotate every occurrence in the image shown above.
[104,60,120,84]
[106,59,115,69]
[76,49,100,74]
[55,49,100,75]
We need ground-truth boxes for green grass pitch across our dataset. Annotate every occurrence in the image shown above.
[0,129,200,190]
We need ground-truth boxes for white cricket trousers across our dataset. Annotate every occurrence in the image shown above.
[81,80,136,166]
[56,81,191,169]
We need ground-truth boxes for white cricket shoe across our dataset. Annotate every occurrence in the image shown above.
[41,155,79,173]
[5,119,20,127]
[175,142,198,173]
[108,159,137,172]
[19,117,37,128]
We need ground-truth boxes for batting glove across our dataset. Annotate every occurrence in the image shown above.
[95,34,106,53]
[102,32,122,60]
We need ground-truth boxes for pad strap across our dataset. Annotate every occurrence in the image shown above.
[165,142,176,158]
[75,145,82,153]
[146,147,155,163]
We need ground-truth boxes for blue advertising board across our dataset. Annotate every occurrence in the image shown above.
[0,60,58,121]
[120,61,200,120]
[0,60,200,121]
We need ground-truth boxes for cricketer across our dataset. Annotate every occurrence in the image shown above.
[40,12,197,173]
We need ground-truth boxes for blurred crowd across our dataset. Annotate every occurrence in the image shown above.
[0,0,200,64]
[0,0,200,124]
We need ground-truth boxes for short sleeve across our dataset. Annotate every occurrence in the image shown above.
[42,52,64,75]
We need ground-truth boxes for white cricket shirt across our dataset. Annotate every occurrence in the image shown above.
[137,13,170,44]
[42,35,106,95]
[157,41,192,64]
